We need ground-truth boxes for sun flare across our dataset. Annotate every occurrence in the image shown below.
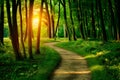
[32,17,39,28]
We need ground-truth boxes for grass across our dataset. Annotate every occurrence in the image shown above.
[56,39,120,80]
[0,39,61,80]
[40,38,69,43]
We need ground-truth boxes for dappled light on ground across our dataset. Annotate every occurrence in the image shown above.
[54,71,91,75]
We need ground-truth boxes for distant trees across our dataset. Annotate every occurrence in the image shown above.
[61,0,120,41]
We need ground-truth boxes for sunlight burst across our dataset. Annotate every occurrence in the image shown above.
[32,17,39,29]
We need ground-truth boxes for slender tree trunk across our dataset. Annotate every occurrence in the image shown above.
[68,0,77,41]
[50,0,55,38]
[97,0,107,42]
[28,0,34,59]
[36,0,44,54]
[6,0,12,37]
[0,0,4,45]
[18,0,26,58]
[82,9,87,39]
[114,0,120,40]
[24,0,28,41]
[54,1,60,40]
[45,0,51,38]
[95,0,101,39]
[63,0,71,41]
[108,0,117,40]
[77,0,85,39]
[91,2,96,39]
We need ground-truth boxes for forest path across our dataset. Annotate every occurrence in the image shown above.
[44,42,91,80]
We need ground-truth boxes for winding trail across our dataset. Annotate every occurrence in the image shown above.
[45,42,91,80]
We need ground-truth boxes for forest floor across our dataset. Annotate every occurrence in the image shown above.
[44,42,91,80]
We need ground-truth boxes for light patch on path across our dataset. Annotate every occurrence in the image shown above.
[44,42,91,80]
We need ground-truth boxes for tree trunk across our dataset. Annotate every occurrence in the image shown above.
[97,0,107,42]
[108,0,117,40]
[114,0,120,40]
[95,0,101,39]
[28,0,34,59]
[18,0,26,58]
[36,0,44,54]
[6,0,12,37]
[0,0,4,45]
[54,1,60,40]
[77,0,85,39]
[50,0,55,38]
[12,0,23,60]
[68,0,77,41]
[63,0,71,41]
[82,9,88,40]
[91,2,96,39]
[24,0,28,41]
[6,0,22,60]
[45,0,51,38]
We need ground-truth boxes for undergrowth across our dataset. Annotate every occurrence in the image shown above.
[0,40,61,80]
[56,39,120,80]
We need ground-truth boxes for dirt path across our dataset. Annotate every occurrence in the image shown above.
[44,42,91,80]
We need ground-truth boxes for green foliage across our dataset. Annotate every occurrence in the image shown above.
[56,39,120,80]
[0,44,61,80]
[4,24,9,37]
[58,25,64,37]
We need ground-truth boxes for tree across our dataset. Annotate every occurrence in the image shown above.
[114,0,120,40]
[45,0,52,38]
[77,0,85,39]
[18,0,26,58]
[54,1,60,39]
[50,0,55,38]
[63,0,71,41]
[6,0,22,60]
[91,1,96,39]
[0,0,4,45]
[28,0,34,59]
[24,0,28,41]
[97,0,107,41]
[68,0,77,41]
[36,0,44,54]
